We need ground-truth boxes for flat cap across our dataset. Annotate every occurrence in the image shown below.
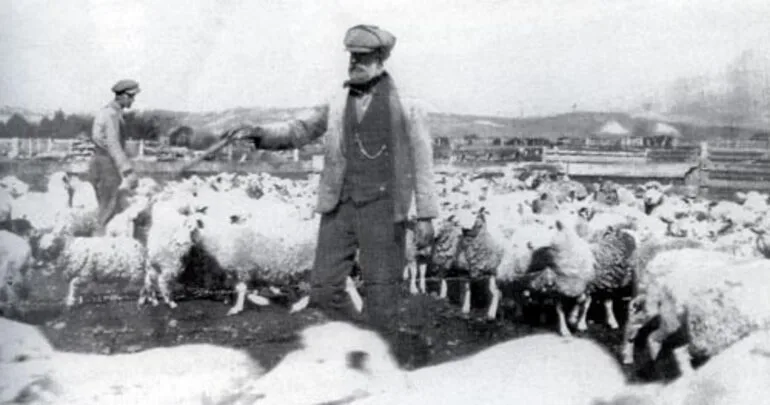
[343,25,396,57]
[111,79,140,95]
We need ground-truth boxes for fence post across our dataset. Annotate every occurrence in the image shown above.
[138,140,145,158]
[227,143,233,162]
[700,141,709,160]
[293,149,299,162]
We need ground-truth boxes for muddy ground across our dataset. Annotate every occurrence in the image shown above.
[3,265,651,384]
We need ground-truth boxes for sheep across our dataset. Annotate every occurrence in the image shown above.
[525,217,596,336]
[226,321,627,405]
[598,329,770,405]
[0,230,32,310]
[455,206,506,319]
[624,248,770,374]
[9,171,73,232]
[188,205,318,316]
[428,214,463,300]
[403,219,431,295]
[2,339,265,405]
[50,235,156,308]
[0,175,29,198]
[572,226,638,332]
[145,197,203,309]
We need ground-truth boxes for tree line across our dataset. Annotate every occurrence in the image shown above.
[0,111,165,141]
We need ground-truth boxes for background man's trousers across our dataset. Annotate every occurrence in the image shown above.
[87,154,127,235]
[309,196,406,332]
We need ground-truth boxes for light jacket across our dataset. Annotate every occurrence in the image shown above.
[252,75,439,222]
[90,101,133,174]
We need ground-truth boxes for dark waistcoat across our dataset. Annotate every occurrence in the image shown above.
[340,80,395,204]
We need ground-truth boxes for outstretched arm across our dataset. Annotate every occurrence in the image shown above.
[250,105,329,150]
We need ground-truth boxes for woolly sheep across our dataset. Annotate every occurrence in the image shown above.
[0,175,29,198]
[10,171,73,231]
[226,321,627,405]
[622,248,770,371]
[190,205,318,316]
[525,217,596,336]
[2,340,265,405]
[145,198,202,309]
[0,230,32,308]
[52,235,155,308]
[599,329,770,405]
[455,206,506,319]
[573,226,638,331]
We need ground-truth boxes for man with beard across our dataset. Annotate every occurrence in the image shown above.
[222,25,438,367]
[88,79,140,235]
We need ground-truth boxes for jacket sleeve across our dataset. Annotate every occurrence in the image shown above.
[404,99,440,219]
[92,108,133,174]
[252,105,329,150]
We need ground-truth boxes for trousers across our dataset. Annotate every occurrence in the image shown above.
[86,153,127,234]
[310,196,406,332]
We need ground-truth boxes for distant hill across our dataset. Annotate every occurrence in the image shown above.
[4,104,768,144]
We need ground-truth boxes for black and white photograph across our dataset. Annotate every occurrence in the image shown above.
[1,0,770,404]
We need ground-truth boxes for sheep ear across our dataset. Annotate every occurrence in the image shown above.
[196,219,204,229]
[555,220,564,231]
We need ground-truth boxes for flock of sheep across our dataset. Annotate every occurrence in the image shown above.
[1,165,770,404]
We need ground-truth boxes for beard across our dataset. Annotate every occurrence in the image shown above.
[347,64,381,84]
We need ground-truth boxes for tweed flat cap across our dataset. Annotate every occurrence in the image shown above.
[343,25,396,57]
[111,79,140,95]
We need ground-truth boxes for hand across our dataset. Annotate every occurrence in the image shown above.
[414,218,434,249]
[221,125,255,141]
[119,172,139,191]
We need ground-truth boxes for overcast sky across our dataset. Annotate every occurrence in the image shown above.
[1,0,768,117]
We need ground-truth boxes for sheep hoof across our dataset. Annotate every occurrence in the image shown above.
[247,293,270,306]
[290,296,310,313]
[167,301,178,309]
[226,307,243,316]
[608,320,619,330]
[577,320,588,331]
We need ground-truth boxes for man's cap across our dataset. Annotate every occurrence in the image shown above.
[343,25,396,58]
[111,79,141,95]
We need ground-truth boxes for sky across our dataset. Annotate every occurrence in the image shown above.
[1,0,769,117]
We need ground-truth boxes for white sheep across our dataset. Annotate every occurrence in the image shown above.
[0,187,10,223]
[10,171,72,232]
[145,197,202,309]
[0,230,32,308]
[600,329,770,405]
[525,216,596,336]
[52,235,155,308]
[624,248,770,372]
[226,321,627,405]
[189,202,319,316]
[0,175,29,198]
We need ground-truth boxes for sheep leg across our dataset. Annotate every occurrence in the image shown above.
[486,276,500,320]
[246,291,270,306]
[576,294,592,331]
[227,281,248,316]
[556,300,572,337]
[439,278,448,299]
[65,277,81,308]
[402,262,410,281]
[138,269,159,307]
[418,263,427,294]
[461,281,471,315]
[673,346,694,377]
[604,298,619,329]
[157,271,178,309]
[407,262,419,295]
[290,296,310,313]
[345,276,364,313]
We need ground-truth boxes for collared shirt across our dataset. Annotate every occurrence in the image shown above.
[354,92,373,123]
